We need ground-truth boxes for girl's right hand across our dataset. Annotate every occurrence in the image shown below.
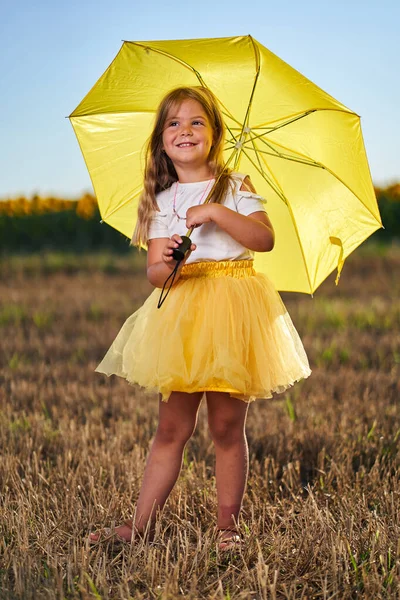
[162,234,196,265]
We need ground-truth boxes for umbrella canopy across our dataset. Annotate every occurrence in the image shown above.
[69,35,382,293]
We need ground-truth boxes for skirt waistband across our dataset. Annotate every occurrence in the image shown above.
[180,260,255,279]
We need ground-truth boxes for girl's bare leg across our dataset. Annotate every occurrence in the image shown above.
[89,391,203,542]
[206,392,249,540]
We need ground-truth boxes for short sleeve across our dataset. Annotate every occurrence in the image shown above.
[148,210,169,240]
[235,190,268,216]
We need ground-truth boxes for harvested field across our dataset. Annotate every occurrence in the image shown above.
[1,246,399,599]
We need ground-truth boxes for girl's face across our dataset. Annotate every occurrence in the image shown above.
[162,99,214,173]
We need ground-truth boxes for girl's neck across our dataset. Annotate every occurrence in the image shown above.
[175,164,214,184]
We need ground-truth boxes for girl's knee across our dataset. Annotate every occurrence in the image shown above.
[156,391,202,446]
[155,417,196,446]
[207,392,248,448]
[208,415,246,448]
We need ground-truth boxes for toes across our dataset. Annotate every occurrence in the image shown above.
[88,527,112,543]
[218,542,241,552]
[217,531,241,552]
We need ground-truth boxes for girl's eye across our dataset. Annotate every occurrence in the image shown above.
[193,120,204,126]
[169,121,179,127]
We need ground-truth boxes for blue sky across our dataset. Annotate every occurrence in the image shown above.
[1,0,399,198]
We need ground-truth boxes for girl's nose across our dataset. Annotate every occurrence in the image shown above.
[180,124,193,136]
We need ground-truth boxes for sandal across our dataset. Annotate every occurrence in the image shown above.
[216,527,242,552]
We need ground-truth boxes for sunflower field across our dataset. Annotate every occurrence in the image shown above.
[0,184,399,253]
[0,193,130,253]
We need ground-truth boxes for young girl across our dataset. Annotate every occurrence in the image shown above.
[89,86,311,550]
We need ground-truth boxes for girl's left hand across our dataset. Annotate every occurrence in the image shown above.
[185,204,219,229]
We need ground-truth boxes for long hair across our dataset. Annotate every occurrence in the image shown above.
[132,86,232,248]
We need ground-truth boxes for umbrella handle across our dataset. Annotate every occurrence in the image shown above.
[172,235,192,261]
[158,234,192,308]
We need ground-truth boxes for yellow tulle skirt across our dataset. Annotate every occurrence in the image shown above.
[95,260,311,402]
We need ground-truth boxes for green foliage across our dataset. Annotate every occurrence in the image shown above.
[374,183,400,240]
[285,395,297,422]
[0,208,131,253]
[0,304,27,325]
[0,182,399,252]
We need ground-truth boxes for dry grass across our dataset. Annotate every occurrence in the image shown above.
[1,246,399,599]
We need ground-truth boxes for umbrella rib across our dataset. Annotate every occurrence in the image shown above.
[131,42,205,82]
[228,107,356,137]
[250,138,382,225]
[245,138,323,168]
[233,107,336,171]
[246,135,285,158]
[313,164,382,226]
[249,135,266,177]
[255,134,321,165]
[233,36,261,170]
[239,146,289,205]
[251,142,290,202]
[248,144,289,207]
[250,107,356,132]
[220,111,243,127]
[256,109,318,133]
[243,36,260,128]
[132,42,244,140]
[240,145,314,293]
[129,42,240,127]
[225,126,243,151]
[228,110,318,134]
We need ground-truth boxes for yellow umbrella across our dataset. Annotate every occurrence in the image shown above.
[69,35,382,294]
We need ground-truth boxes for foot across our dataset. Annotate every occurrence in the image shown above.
[216,528,241,552]
[88,520,133,545]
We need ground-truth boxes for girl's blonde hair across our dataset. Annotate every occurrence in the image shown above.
[132,86,232,248]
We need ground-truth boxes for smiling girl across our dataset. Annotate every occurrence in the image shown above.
[90,86,311,551]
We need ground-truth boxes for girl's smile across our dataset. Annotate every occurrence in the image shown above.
[162,99,214,173]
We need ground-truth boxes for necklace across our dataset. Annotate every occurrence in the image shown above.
[172,179,213,221]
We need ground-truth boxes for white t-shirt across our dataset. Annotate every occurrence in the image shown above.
[147,173,267,264]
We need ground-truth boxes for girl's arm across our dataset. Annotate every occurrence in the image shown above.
[147,236,196,288]
[211,206,274,252]
[185,178,275,252]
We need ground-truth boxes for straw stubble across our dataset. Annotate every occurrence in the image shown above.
[0,248,399,599]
